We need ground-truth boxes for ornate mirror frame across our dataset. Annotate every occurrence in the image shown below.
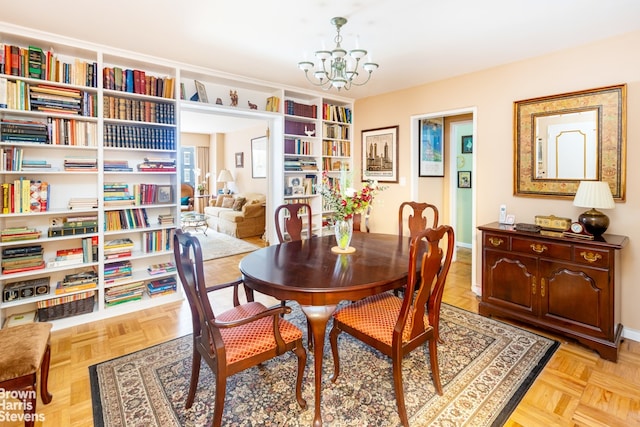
[514,84,626,201]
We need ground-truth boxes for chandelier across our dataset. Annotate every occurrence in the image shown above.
[298,17,379,91]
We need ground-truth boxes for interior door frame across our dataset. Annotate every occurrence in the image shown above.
[410,107,478,295]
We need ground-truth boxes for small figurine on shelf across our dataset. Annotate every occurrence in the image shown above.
[248,101,258,110]
[230,90,238,107]
[216,97,223,105]
[304,126,315,137]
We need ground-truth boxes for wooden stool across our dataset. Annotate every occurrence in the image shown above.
[0,323,53,427]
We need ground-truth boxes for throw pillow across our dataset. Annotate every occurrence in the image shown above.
[215,195,228,207]
[221,197,235,209]
[232,197,247,211]
[180,196,190,206]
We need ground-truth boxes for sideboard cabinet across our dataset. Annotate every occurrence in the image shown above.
[478,222,628,361]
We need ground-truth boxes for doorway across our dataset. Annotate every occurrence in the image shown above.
[410,107,478,294]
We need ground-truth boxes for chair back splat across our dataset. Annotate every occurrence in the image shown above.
[329,225,455,427]
[398,201,439,238]
[275,202,312,243]
[173,229,307,427]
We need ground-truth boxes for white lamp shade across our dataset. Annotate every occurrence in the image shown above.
[573,181,615,209]
[217,169,234,183]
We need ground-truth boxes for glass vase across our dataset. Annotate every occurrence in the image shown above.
[334,217,354,251]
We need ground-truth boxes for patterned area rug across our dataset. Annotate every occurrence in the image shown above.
[90,302,558,426]
[190,228,260,261]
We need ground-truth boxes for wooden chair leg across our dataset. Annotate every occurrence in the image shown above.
[40,344,52,404]
[392,349,409,427]
[293,341,307,409]
[186,345,201,409]
[329,324,341,382]
[429,338,443,395]
[212,374,227,427]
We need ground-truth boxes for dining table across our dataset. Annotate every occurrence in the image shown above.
[239,232,412,427]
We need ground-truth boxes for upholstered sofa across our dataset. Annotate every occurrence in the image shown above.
[204,192,266,238]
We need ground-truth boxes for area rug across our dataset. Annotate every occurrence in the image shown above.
[190,228,260,261]
[90,302,558,426]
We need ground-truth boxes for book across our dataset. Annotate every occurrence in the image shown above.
[4,310,37,328]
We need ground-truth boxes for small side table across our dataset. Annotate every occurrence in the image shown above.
[194,194,211,214]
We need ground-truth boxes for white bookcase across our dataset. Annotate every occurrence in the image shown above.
[0,27,181,330]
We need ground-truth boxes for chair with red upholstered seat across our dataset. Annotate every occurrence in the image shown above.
[329,225,454,427]
[0,322,53,427]
[173,229,307,427]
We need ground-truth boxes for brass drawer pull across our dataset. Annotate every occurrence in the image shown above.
[489,237,503,247]
[541,278,546,297]
[530,243,548,253]
[580,251,602,263]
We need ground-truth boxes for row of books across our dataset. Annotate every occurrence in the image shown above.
[158,214,175,225]
[147,262,176,275]
[103,124,176,150]
[103,182,134,205]
[64,157,97,171]
[284,158,318,172]
[265,96,280,112]
[46,236,98,269]
[55,269,98,294]
[322,103,352,124]
[0,117,98,147]
[142,228,173,253]
[284,138,314,156]
[102,66,174,99]
[146,277,177,298]
[322,140,351,157]
[103,96,175,124]
[0,80,97,116]
[104,238,134,260]
[0,179,49,214]
[1,244,44,275]
[105,281,146,306]
[324,122,350,140]
[104,160,132,172]
[105,208,150,231]
[104,260,132,284]
[0,43,99,86]
[68,197,98,210]
[323,159,350,173]
[0,226,41,242]
[0,147,54,172]
[137,157,176,172]
[285,100,317,118]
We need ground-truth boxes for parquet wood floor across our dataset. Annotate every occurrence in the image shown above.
[5,241,639,426]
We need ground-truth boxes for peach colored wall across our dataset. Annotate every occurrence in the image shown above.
[355,30,640,336]
[223,124,268,195]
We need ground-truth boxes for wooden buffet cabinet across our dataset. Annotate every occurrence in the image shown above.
[478,222,628,361]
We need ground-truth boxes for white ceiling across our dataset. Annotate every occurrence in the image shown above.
[3,0,640,133]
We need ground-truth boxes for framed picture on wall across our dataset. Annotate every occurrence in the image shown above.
[361,125,399,183]
[458,171,471,188]
[235,152,244,168]
[462,135,473,153]
[156,185,173,203]
[419,117,444,177]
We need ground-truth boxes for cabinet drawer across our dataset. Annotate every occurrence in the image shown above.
[573,246,610,268]
[483,233,509,250]
[512,237,571,260]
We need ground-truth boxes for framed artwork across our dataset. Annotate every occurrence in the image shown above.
[458,171,471,188]
[419,117,444,177]
[235,152,244,168]
[462,135,473,153]
[156,185,173,203]
[251,136,267,178]
[361,125,399,183]
[194,80,208,103]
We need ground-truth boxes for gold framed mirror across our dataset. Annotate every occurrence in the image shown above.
[514,84,626,200]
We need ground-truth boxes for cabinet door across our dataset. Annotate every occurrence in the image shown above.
[483,249,538,316]
[539,260,612,340]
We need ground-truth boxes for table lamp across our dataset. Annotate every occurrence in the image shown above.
[217,169,234,194]
[573,181,615,236]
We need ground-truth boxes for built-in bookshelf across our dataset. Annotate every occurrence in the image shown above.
[0,29,180,329]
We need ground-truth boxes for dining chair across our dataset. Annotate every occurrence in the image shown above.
[274,202,312,242]
[274,202,314,347]
[173,229,307,427]
[353,206,371,233]
[398,201,439,238]
[329,225,455,427]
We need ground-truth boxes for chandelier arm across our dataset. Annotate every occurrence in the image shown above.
[303,70,333,89]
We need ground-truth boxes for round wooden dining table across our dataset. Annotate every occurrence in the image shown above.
[239,233,412,427]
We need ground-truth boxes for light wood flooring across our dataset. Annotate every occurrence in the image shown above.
[7,239,640,426]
